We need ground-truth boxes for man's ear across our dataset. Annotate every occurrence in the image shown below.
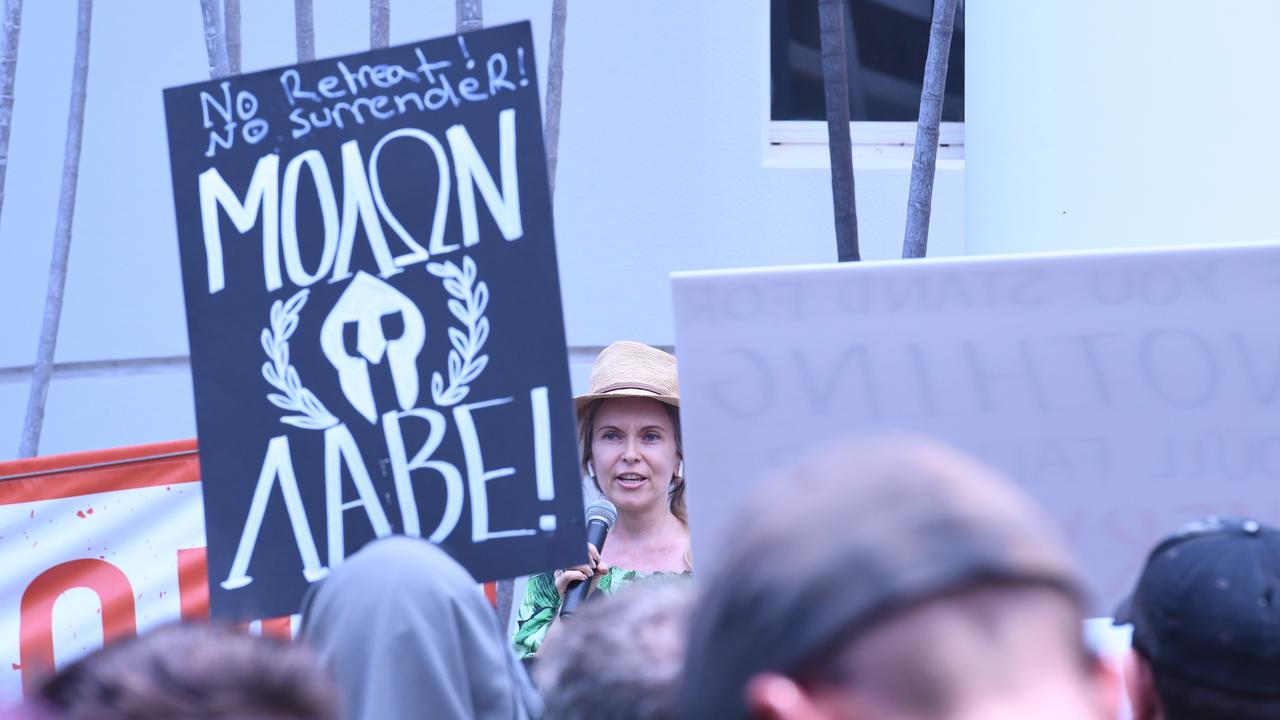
[1087,652,1126,720]
[1121,649,1161,720]
[745,673,830,720]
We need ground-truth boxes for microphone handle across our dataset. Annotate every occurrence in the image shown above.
[559,519,610,618]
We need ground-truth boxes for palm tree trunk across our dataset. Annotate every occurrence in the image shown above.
[902,0,958,259]
[456,0,482,33]
[295,0,314,62]
[19,0,92,458]
[224,0,240,74]
[370,0,388,49]
[544,0,567,200]
[818,0,859,262]
[0,0,24,226]
[199,0,229,79]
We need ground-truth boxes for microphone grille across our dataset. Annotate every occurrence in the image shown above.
[585,498,618,528]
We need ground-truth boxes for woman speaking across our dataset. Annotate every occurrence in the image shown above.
[513,341,692,658]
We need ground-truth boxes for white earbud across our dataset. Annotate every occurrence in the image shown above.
[587,461,596,478]
[676,462,684,479]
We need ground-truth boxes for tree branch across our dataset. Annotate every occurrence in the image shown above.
[199,0,229,79]
[224,0,240,74]
[456,0,482,33]
[295,0,314,62]
[370,0,389,49]
[21,0,92,457]
[545,0,567,200]
[0,0,25,225]
[818,0,859,262]
[902,0,958,259]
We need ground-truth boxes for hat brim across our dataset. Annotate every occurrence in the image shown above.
[1112,595,1134,626]
[574,389,679,417]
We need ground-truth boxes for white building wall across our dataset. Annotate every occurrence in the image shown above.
[967,0,1280,254]
[0,1,962,459]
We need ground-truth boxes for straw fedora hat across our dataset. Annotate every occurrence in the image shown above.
[574,341,679,415]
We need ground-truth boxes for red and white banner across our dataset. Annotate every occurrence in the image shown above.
[0,440,296,703]
[0,438,498,705]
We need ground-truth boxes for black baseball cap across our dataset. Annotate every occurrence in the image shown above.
[1114,516,1280,696]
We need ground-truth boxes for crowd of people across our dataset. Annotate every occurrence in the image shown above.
[10,341,1280,719]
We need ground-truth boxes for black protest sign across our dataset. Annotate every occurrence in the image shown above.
[163,23,585,620]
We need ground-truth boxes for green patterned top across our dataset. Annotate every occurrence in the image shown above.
[512,567,692,658]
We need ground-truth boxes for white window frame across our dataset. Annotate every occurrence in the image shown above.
[762,0,965,170]
[770,120,964,146]
[765,121,965,169]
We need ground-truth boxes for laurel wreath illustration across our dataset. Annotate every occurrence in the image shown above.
[260,289,341,430]
[426,256,491,407]
[260,258,491,426]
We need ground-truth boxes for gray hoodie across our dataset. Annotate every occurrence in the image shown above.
[300,536,542,720]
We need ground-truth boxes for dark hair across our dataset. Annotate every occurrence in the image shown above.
[578,398,687,526]
[40,623,337,720]
[1145,654,1280,720]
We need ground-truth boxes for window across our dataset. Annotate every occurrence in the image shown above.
[769,0,965,156]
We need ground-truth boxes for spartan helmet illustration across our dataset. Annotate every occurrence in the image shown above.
[319,272,426,423]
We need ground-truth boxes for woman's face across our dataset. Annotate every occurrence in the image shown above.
[589,397,681,515]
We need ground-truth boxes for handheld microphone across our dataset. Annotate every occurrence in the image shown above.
[559,498,618,618]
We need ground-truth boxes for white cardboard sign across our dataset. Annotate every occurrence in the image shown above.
[672,244,1280,611]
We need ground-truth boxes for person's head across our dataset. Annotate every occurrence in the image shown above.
[535,581,693,720]
[300,536,541,720]
[1115,516,1280,720]
[38,622,336,720]
[576,341,685,523]
[680,435,1119,720]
